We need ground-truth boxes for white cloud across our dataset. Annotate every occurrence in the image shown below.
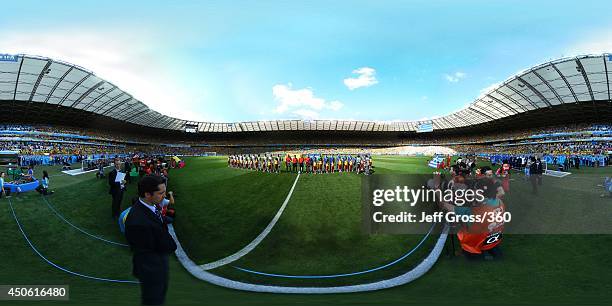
[291,109,320,120]
[0,28,211,122]
[327,100,343,111]
[343,67,378,90]
[272,83,344,119]
[444,71,467,83]
[565,29,612,56]
[273,84,323,113]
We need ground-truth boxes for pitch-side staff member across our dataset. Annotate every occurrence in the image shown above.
[108,158,127,218]
[125,175,177,305]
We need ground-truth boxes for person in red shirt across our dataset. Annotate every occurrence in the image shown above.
[291,155,298,172]
[496,162,511,193]
[305,156,311,173]
[437,160,445,170]
[298,156,304,173]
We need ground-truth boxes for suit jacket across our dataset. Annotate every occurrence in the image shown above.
[538,162,544,174]
[125,200,177,282]
[108,169,125,195]
[123,161,132,173]
[529,162,544,175]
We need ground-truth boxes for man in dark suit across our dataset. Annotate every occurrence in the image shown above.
[124,159,133,183]
[108,158,127,218]
[125,175,177,305]
[529,157,544,195]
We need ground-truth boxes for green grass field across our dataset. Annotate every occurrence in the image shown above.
[1,156,611,305]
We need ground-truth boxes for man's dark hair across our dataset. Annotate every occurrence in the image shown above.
[138,175,165,197]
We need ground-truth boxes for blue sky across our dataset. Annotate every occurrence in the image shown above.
[1,1,611,122]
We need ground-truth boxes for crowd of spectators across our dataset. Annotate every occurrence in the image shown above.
[412,123,611,146]
[455,142,610,156]
[1,124,610,162]
[1,125,214,166]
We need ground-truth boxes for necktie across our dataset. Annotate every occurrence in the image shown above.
[154,204,163,222]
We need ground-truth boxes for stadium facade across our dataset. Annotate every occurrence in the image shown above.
[0,53,611,144]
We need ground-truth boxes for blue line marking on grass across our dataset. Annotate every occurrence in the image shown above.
[42,195,129,247]
[7,198,138,284]
[231,222,435,279]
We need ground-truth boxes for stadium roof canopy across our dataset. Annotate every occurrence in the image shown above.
[0,53,611,133]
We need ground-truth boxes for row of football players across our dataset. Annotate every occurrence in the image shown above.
[227,154,373,174]
[228,154,283,173]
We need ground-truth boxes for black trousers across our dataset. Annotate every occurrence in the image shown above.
[111,191,123,217]
[140,279,168,305]
[136,255,170,305]
[530,174,542,194]
[35,185,48,195]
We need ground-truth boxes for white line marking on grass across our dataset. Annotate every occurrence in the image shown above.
[199,173,300,270]
[61,165,113,176]
[169,223,448,293]
[544,170,572,178]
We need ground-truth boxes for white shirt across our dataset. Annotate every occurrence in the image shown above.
[160,198,170,208]
[139,198,158,216]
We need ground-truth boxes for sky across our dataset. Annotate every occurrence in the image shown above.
[1,0,611,123]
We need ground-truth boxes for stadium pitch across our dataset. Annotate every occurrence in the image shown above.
[1,156,611,305]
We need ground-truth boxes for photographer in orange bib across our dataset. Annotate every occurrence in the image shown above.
[440,176,506,260]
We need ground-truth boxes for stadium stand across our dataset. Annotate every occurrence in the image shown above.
[0,54,609,164]
[1,123,609,167]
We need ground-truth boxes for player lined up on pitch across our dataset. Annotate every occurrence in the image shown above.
[227,153,374,174]
[228,154,283,173]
